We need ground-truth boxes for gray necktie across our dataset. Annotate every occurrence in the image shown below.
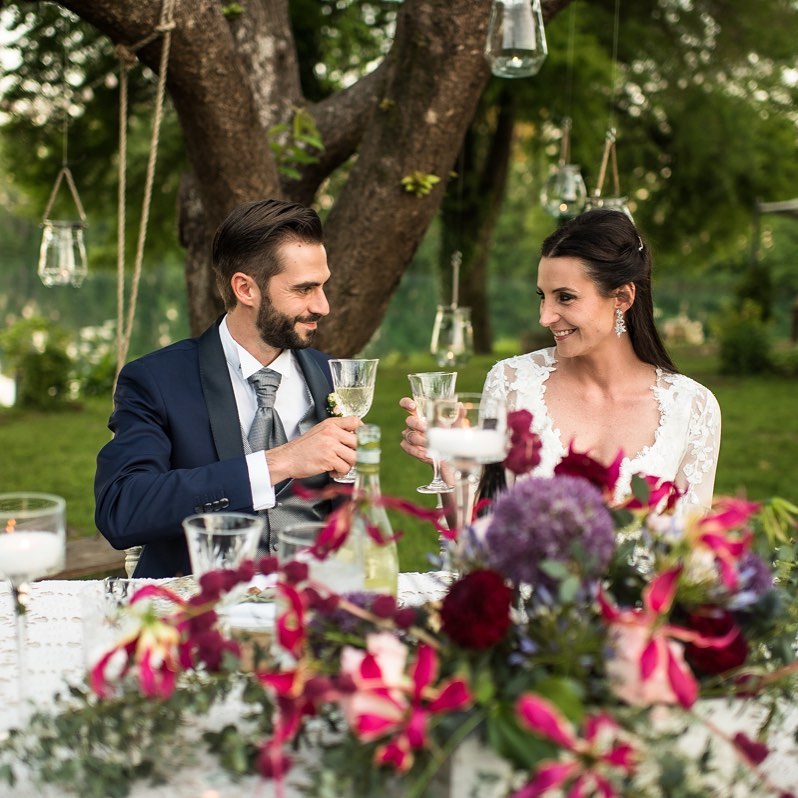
[247,368,287,452]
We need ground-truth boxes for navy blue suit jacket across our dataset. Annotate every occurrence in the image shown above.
[94,319,334,578]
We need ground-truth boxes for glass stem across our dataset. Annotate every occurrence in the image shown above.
[11,582,30,717]
[453,467,480,533]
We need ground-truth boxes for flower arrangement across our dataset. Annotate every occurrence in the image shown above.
[3,411,798,798]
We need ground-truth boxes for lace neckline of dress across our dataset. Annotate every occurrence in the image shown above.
[539,348,666,468]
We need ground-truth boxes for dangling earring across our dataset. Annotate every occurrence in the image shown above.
[615,308,627,337]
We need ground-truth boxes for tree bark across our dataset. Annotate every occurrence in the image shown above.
[58,0,571,352]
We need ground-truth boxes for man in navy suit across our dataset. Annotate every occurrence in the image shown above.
[94,199,361,577]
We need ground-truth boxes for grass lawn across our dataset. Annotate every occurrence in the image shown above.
[1,343,795,575]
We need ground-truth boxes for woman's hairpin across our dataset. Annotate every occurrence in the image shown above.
[637,236,644,252]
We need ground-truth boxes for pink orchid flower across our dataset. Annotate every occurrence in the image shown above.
[599,568,740,708]
[340,632,472,772]
[90,584,187,699]
[690,497,759,590]
[275,581,308,660]
[513,694,636,798]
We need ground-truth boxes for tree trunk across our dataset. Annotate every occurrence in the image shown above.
[59,0,571,353]
[441,87,517,355]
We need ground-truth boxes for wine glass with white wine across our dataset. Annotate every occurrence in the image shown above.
[329,358,379,483]
[407,371,457,494]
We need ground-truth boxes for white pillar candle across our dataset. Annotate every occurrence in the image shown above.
[428,427,506,462]
[0,532,64,582]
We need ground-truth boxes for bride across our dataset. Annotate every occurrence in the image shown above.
[401,209,721,513]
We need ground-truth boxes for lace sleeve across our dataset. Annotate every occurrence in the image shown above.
[676,384,721,513]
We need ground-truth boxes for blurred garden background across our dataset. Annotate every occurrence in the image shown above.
[1,1,797,573]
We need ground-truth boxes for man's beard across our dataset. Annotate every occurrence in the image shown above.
[256,294,322,350]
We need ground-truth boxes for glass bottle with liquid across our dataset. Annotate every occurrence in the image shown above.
[352,424,399,595]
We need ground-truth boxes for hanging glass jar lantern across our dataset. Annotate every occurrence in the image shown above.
[38,220,88,287]
[540,118,587,219]
[430,306,474,368]
[485,0,548,79]
[38,159,89,288]
[584,129,634,222]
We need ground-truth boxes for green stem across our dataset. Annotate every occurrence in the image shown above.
[405,709,486,798]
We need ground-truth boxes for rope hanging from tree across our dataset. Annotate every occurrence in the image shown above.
[114,0,177,381]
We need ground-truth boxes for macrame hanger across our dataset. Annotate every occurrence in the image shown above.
[114,0,177,383]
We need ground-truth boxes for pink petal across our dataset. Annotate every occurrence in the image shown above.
[666,643,698,708]
[411,644,438,698]
[602,743,636,772]
[512,762,577,798]
[405,707,428,749]
[639,637,660,681]
[129,583,186,608]
[644,568,680,614]
[516,694,577,750]
[597,587,621,622]
[355,712,402,740]
[427,678,472,713]
[732,732,770,765]
[375,737,413,772]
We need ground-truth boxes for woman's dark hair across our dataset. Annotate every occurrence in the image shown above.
[540,209,677,372]
[212,198,324,310]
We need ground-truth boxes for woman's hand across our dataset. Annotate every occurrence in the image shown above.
[399,396,433,464]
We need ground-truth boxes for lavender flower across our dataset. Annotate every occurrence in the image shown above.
[485,475,615,589]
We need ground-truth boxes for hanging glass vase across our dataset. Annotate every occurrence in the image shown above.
[540,118,587,219]
[430,306,474,368]
[485,0,548,79]
[585,129,634,222]
[541,164,588,219]
[37,165,88,287]
[38,220,88,287]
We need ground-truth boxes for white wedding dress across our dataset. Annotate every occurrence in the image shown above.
[484,348,722,512]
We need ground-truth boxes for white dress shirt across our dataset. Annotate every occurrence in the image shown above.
[219,316,312,510]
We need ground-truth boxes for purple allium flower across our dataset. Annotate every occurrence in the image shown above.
[484,475,615,589]
[737,552,774,599]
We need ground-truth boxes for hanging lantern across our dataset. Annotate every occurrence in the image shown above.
[430,306,474,368]
[585,129,634,222]
[37,165,89,288]
[540,118,587,219]
[485,0,548,79]
[38,220,88,287]
[429,251,473,367]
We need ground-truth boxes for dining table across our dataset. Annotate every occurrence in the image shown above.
[2,575,798,797]
[0,573,450,798]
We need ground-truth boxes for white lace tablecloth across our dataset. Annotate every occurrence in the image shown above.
[2,575,797,797]
[0,573,449,797]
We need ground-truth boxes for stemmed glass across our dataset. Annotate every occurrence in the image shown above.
[0,493,66,715]
[427,393,507,568]
[329,358,379,483]
[407,371,457,494]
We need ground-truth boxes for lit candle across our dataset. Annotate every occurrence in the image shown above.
[428,427,506,462]
[0,532,63,582]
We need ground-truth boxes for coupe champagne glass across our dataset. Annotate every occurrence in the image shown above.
[0,493,66,714]
[329,358,379,483]
[407,371,457,494]
[427,393,506,569]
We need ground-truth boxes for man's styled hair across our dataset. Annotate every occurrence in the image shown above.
[212,198,324,310]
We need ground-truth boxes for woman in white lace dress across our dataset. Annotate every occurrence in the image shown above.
[401,210,721,513]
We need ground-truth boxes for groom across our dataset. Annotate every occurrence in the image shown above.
[94,198,361,578]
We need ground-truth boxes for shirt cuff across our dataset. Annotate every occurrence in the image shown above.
[246,451,276,510]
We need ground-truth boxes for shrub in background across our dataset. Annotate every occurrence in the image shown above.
[0,316,75,409]
[715,300,772,375]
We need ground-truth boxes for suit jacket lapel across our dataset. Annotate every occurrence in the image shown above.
[198,318,245,461]
[296,349,333,423]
